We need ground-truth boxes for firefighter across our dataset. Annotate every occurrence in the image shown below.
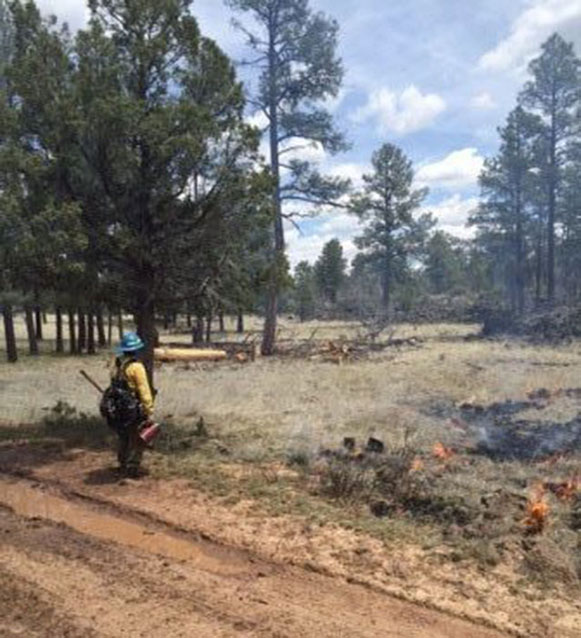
[113,332,155,478]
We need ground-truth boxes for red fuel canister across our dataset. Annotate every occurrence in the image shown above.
[139,422,161,446]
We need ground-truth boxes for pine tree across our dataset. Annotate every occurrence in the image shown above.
[314,238,346,304]
[69,0,261,379]
[226,0,349,355]
[293,261,316,321]
[471,106,541,313]
[0,0,16,361]
[519,33,581,301]
[350,143,433,312]
[560,142,581,301]
[424,231,467,295]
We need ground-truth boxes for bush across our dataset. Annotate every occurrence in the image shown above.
[470,295,514,336]
[316,434,424,507]
[318,457,376,502]
[374,448,420,502]
[470,295,581,341]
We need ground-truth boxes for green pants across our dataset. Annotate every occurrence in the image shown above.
[117,424,144,473]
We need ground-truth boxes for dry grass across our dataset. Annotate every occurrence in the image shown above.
[3,315,581,448]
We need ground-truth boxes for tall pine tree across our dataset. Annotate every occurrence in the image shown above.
[350,143,433,312]
[471,106,541,313]
[315,238,346,304]
[226,0,349,354]
[519,33,581,301]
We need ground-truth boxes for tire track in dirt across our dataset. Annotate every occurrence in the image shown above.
[0,474,508,638]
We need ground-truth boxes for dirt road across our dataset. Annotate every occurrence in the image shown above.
[0,474,505,638]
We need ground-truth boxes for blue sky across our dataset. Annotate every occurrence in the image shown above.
[39,0,581,268]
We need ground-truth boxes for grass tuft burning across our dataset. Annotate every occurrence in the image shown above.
[524,484,550,534]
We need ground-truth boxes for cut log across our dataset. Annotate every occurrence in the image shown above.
[154,348,227,363]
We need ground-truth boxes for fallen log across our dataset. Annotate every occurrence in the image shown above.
[164,341,257,360]
[154,348,227,363]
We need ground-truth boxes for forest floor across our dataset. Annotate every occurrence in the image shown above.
[0,318,580,637]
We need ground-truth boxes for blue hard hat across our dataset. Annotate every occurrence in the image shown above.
[116,331,145,354]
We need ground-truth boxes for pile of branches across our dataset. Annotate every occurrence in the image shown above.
[474,299,581,341]
[394,294,475,324]
[277,336,423,362]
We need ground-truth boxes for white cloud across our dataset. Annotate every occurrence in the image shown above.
[286,194,480,267]
[285,213,361,269]
[416,148,484,190]
[246,111,269,131]
[423,194,479,235]
[327,162,369,188]
[287,141,327,164]
[37,0,89,30]
[470,91,497,110]
[352,85,446,135]
[478,0,581,73]
[271,140,328,176]
[324,88,348,114]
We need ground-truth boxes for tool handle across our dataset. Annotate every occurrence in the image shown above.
[79,370,105,395]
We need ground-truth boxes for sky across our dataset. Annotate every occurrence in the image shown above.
[37,0,581,269]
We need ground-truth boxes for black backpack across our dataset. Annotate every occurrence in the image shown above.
[100,359,144,431]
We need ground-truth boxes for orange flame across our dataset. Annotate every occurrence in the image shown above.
[524,485,549,534]
[411,457,424,472]
[544,476,580,502]
[432,442,455,461]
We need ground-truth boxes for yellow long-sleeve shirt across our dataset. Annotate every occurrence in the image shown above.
[113,357,155,418]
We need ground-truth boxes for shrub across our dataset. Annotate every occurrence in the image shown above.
[318,456,376,502]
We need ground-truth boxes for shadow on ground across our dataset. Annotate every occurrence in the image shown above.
[0,411,206,479]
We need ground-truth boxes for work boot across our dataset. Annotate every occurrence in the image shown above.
[125,466,141,479]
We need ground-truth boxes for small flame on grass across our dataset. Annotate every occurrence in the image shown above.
[411,457,424,472]
[524,484,549,534]
[544,476,580,502]
[432,442,455,462]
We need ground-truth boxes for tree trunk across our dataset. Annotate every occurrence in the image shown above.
[135,285,157,387]
[118,312,124,340]
[136,309,157,387]
[237,311,244,334]
[55,306,64,354]
[515,184,525,315]
[186,313,192,328]
[218,311,225,334]
[535,225,543,304]
[68,309,77,354]
[262,288,278,355]
[547,114,557,302]
[77,309,86,353]
[192,316,204,344]
[547,184,556,302]
[381,264,391,312]
[34,305,43,341]
[87,312,96,355]
[96,308,107,347]
[107,310,113,346]
[2,304,18,363]
[25,307,39,356]
[205,312,213,343]
[261,32,285,356]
